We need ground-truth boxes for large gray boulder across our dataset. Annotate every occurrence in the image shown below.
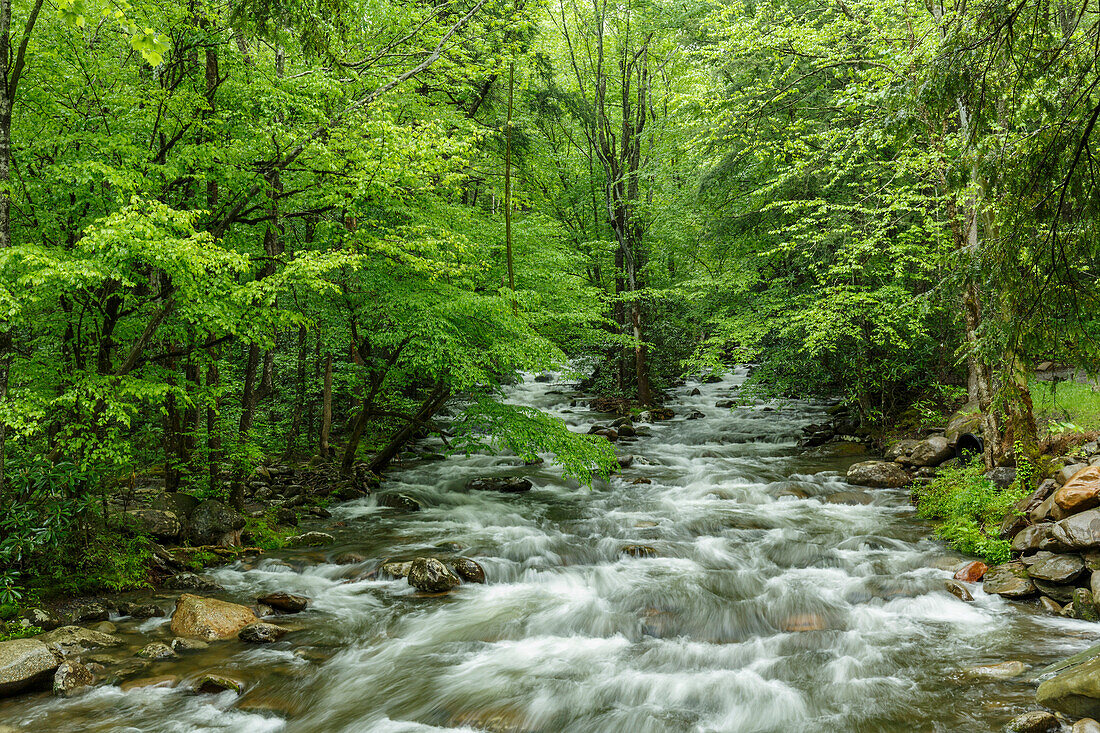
[907,436,953,467]
[123,509,181,541]
[1051,509,1100,550]
[1038,646,1100,718]
[845,461,909,489]
[37,626,122,654]
[188,500,245,546]
[0,639,61,696]
[407,557,460,593]
[1028,553,1085,583]
[982,562,1036,598]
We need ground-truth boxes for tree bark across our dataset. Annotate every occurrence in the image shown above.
[366,382,450,476]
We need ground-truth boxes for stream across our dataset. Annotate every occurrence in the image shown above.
[2,369,1099,732]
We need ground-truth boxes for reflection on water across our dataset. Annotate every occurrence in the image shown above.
[3,369,1098,732]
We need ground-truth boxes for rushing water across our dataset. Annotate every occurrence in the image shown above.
[3,370,1100,732]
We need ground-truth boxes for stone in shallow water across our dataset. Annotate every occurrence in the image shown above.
[1073,719,1100,733]
[52,660,93,696]
[1005,711,1059,733]
[37,626,122,653]
[450,558,485,584]
[1040,596,1063,614]
[1028,553,1085,583]
[194,672,245,695]
[945,580,973,602]
[825,491,873,505]
[621,545,657,558]
[238,622,288,643]
[845,461,909,488]
[0,639,60,696]
[963,660,1026,680]
[285,531,335,547]
[258,593,309,613]
[1033,579,1076,604]
[982,562,1036,598]
[119,675,179,692]
[137,642,175,660]
[407,557,460,593]
[954,560,987,582]
[169,594,258,641]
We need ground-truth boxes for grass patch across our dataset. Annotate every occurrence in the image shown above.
[1033,380,1100,433]
[913,459,1027,564]
[242,514,292,551]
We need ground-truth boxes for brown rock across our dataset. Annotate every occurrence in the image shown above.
[621,545,657,558]
[982,562,1036,598]
[1057,467,1100,514]
[1073,719,1100,733]
[1013,524,1053,554]
[1005,711,1059,733]
[194,672,245,695]
[954,561,987,582]
[1040,596,1063,614]
[169,594,258,641]
[257,593,309,613]
[945,580,973,601]
[52,660,93,696]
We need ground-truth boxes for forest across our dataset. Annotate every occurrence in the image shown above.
[0,0,1098,729]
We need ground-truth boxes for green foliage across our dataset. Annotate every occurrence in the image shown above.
[913,460,1026,564]
[243,514,290,551]
[1032,381,1100,434]
[452,398,619,486]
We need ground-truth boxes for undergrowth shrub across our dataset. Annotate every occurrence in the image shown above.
[913,459,1026,564]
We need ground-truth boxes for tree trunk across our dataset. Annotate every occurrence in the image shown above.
[504,61,517,315]
[320,353,332,457]
[366,382,450,476]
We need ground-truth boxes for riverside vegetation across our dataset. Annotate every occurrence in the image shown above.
[0,0,1099,729]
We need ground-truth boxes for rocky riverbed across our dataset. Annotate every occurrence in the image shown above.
[2,370,1100,731]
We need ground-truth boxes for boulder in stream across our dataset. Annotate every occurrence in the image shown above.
[907,436,953,467]
[845,461,910,489]
[378,493,422,511]
[258,593,309,613]
[407,557,460,593]
[0,639,61,696]
[450,558,486,584]
[953,561,987,582]
[52,660,93,697]
[1004,711,1059,733]
[982,562,1036,598]
[238,623,288,643]
[1037,644,1100,718]
[194,671,245,695]
[37,626,122,654]
[1050,509,1100,550]
[170,594,258,641]
[137,642,176,660]
[1027,552,1085,583]
[466,477,532,493]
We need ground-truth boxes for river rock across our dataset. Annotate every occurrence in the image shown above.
[982,562,1036,598]
[286,532,335,547]
[1012,479,1060,520]
[944,404,981,445]
[0,639,61,696]
[985,466,1018,489]
[378,494,421,511]
[1077,588,1100,622]
[622,545,657,558]
[238,623,287,643]
[1037,648,1100,717]
[137,642,175,660]
[19,607,60,632]
[52,660,93,696]
[845,461,909,489]
[885,439,921,461]
[945,580,973,601]
[1056,467,1100,514]
[1033,579,1076,604]
[617,455,634,469]
[1013,525,1053,554]
[123,509,181,541]
[826,491,873,505]
[908,436,953,467]
[195,672,245,695]
[163,573,224,592]
[1073,719,1100,733]
[964,660,1026,680]
[258,593,309,613]
[1051,509,1100,549]
[1005,711,1059,733]
[450,558,486,584]
[1061,463,1092,484]
[379,560,412,579]
[151,490,200,518]
[169,594,258,641]
[954,561,988,581]
[1041,596,1063,614]
[1028,553,1085,583]
[408,558,460,593]
[170,638,208,653]
[37,626,122,653]
[334,552,366,565]
[118,602,164,619]
[466,477,533,493]
[188,499,246,546]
